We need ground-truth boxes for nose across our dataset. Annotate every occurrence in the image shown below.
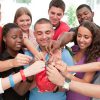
[17,38,22,43]
[42,33,46,38]
[23,21,28,25]
[53,14,57,19]
[81,14,86,20]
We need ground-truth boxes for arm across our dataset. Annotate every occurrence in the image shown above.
[23,36,44,60]
[1,60,45,93]
[0,53,32,72]
[47,31,75,54]
[67,62,100,72]
[69,81,100,98]
[57,31,75,47]
[54,60,96,83]
[47,65,100,98]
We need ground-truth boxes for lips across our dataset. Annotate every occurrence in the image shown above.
[16,44,22,48]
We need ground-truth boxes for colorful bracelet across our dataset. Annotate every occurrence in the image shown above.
[8,75,15,88]
[20,70,26,82]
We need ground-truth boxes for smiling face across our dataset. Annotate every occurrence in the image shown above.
[15,14,32,32]
[3,27,23,53]
[34,23,54,49]
[77,26,92,50]
[48,6,64,27]
[76,7,94,24]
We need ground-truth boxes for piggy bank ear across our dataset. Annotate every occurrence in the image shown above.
[35,69,56,92]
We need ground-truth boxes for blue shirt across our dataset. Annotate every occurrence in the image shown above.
[24,48,74,100]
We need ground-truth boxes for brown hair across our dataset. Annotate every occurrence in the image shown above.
[77,20,100,63]
[49,0,65,12]
[14,7,32,23]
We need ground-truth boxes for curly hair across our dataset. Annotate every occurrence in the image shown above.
[77,20,100,63]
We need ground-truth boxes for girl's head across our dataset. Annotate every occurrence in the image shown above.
[76,20,100,62]
[14,7,32,32]
[2,23,23,55]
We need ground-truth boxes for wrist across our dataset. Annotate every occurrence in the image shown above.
[20,70,26,82]
[8,59,14,68]
[62,78,71,90]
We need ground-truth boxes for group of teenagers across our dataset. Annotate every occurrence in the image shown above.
[0,0,100,100]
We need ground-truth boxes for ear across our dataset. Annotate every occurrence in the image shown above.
[33,31,36,37]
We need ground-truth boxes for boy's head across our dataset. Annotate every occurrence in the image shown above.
[76,4,94,24]
[48,0,65,27]
[34,18,54,49]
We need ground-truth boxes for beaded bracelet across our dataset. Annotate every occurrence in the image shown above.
[20,70,26,82]
[9,75,15,88]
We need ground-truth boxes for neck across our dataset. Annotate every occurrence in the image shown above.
[73,49,85,63]
[53,22,60,30]
[39,46,47,53]
[7,49,18,57]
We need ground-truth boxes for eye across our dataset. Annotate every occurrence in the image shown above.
[36,31,42,35]
[77,33,81,37]
[45,30,51,34]
[11,35,17,39]
[84,35,90,39]
[57,13,62,17]
[51,12,55,15]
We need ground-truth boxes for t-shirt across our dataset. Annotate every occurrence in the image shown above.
[53,21,70,40]
[67,57,100,100]
[0,50,27,100]
[28,48,74,100]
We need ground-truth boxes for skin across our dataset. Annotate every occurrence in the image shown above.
[48,6,95,52]
[47,25,96,87]
[15,14,32,33]
[48,6,64,27]
[3,28,23,57]
[76,7,94,24]
[76,26,92,50]
[1,60,45,91]
[34,23,54,49]
[47,61,100,98]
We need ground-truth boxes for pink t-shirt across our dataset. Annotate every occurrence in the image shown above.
[53,21,70,40]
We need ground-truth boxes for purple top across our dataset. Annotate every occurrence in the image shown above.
[67,56,90,100]
[67,53,100,100]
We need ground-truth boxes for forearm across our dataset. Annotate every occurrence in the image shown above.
[67,62,100,72]
[70,80,100,98]
[0,59,14,72]
[1,72,22,91]
[24,38,39,56]
[58,32,74,47]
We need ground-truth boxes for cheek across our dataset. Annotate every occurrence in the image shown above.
[87,39,92,46]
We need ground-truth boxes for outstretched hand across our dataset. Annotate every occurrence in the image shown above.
[55,60,68,77]
[12,53,32,67]
[46,62,65,86]
[46,39,61,55]
[24,60,45,77]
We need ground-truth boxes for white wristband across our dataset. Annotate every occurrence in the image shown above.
[62,78,71,90]
[0,78,4,93]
